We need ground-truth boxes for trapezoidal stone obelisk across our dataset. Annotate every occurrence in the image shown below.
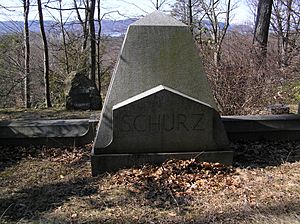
[92,11,232,175]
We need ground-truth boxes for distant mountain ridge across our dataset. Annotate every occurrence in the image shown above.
[0,17,252,36]
[0,18,138,36]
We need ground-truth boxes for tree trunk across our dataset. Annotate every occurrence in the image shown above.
[83,0,90,51]
[89,0,96,83]
[213,46,221,67]
[97,0,102,98]
[188,0,193,34]
[253,0,273,61]
[281,0,292,67]
[59,0,69,73]
[73,0,89,51]
[23,0,31,108]
[37,0,52,107]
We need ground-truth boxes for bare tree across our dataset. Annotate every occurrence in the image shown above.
[172,0,233,65]
[37,0,52,107]
[271,0,300,67]
[150,0,169,10]
[188,0,193,33]
[201,0,233,66]
[73,0,90,51]
[23,0,31,108]
[69,0,100,84]
[88,0,96,82]
[253,0,273,61]
[58,0,69,73]
[0,34,25,107]
[172,0,201,24]
[97,0,102,95]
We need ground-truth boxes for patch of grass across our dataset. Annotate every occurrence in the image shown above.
[0,143,300,223]
[291,81,300,102]
[0,169,13,178]
[281,80,300,105]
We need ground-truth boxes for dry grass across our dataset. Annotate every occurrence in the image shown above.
[0,143,300,224]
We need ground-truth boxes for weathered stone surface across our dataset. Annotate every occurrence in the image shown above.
[94,11,217,149]
[223,114,300,141]
[104,85,228,153]
[0,119,98,147]
[132,11,186,26]
[91,151,233,175]
[92,85,231,175]
[65,71,102,110]
[92,11,231,175]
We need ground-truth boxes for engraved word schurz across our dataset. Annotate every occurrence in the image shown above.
[118,113,205,133]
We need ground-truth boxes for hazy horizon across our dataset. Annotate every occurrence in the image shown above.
[0,0,253,24]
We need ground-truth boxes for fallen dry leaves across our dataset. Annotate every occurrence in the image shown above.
[0,142,300,223]
[111,159,239,206]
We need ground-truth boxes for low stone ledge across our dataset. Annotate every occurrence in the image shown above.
[91,151,234,176]
[222,114,300,141]
[0,119,93,138]
[2,114,300,146]
[0,119,98,146]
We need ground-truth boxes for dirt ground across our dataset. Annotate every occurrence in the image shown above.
[0,141,300,224]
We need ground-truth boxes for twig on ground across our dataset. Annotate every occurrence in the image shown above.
[0,203,13,220]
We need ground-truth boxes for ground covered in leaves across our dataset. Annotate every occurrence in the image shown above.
[0,142,300,223]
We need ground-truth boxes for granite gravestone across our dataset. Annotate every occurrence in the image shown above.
[65,71,102,110]
[92,11,232,175]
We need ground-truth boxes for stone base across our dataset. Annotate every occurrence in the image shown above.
[91,151,233,176]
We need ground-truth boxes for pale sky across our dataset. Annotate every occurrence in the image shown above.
[0,0,252,24]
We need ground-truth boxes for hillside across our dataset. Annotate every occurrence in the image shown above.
[0,18,138,36]
[0,18,252,36]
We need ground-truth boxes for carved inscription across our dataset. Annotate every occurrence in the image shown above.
[119,113,205,132]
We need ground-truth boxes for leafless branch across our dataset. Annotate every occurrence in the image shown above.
[117,0,148,14]
[0,4,16,11]
[45,5,86,10]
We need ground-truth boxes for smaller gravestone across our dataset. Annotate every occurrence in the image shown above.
[64,71,102,110]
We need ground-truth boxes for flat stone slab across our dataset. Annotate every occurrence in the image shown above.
[223,115,300,140]
[0,119,98,147]
[0,119,91,138]
[223,115,300,131]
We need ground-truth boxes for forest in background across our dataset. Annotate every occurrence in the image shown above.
[0,0,299,115]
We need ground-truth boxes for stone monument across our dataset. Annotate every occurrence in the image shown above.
[65,71,102,110]
[91,11,232,175]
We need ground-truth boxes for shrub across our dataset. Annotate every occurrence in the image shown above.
[200,32,297,115]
